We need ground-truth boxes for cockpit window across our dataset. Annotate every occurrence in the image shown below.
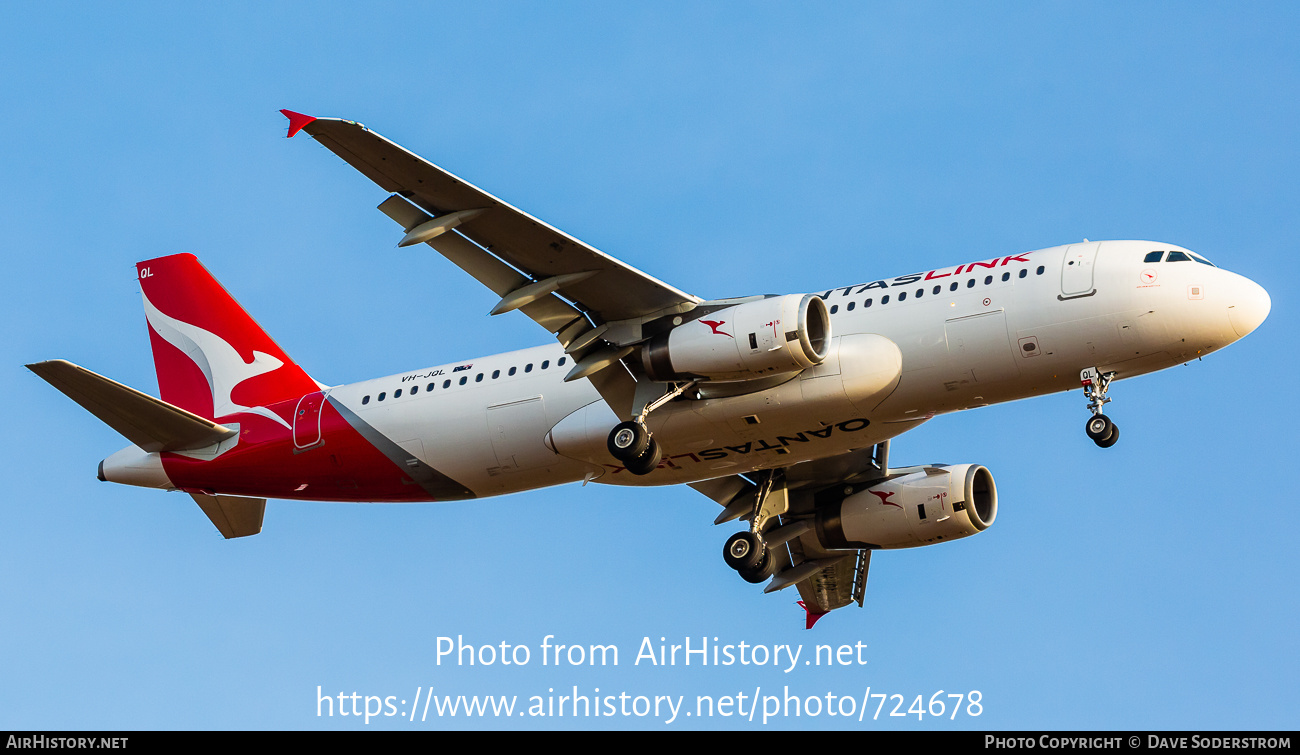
[1189,253,1215,267]
[1144,251,1164,263]
[1166,251,1191,262]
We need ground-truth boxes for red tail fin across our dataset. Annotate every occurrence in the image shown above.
[136,254,319,428]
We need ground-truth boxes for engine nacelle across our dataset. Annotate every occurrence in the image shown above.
[816,464,997,549]
[642,294,831,381]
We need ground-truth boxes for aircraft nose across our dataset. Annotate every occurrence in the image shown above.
[1227,276,1270,338]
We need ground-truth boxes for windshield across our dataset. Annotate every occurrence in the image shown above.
[1147,249,1216,267]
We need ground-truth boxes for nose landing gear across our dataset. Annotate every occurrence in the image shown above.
[1081,367,1120,448]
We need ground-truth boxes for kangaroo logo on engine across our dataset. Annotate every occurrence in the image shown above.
[700,319,732,338]
[870,490,902,509]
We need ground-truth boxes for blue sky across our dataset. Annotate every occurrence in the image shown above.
[2,2,1297,730]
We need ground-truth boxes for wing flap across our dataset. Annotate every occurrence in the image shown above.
[791,555,859,612]
[27,360,236,453]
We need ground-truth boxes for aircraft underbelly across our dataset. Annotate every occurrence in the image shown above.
[549,336,904,486]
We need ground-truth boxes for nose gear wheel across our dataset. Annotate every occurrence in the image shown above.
[1085,414,1113,441]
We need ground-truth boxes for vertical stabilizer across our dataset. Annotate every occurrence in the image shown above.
[136,254,319,427]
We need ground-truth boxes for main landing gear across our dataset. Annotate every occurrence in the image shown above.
[722,471,786,583]
[605,380,696,476]
[607,420,661,475]
[724,530,779,583]
[1081,367,1120,448]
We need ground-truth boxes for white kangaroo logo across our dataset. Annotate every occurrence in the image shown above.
[142,291,292,430]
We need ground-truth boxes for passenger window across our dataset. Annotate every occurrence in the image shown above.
[864,298,872,308]
[459,377,467,386]
[1166,251,1190,262]
[1036,266,1045,275]
[1019,269,1027,278]
[847,301,855,311]
[542,360,550,369]
[427,383,435,391]
[509,366,517,376]
[898,292,907,301]
[410,386,418,395]
[475,373,484,382]
[1001,272,1010,282]
[932,286,940,295]
[967,279,976,288]
[394,389,402,398]
[491,370,499,379]
[830,304,839,314]
[881,295,890,305]
[915,288,923,298]
[443,380,451,389]
[525,364,533,373]
[984,275,992,285]
[362,395,370,405]
[949,282,958,292]
[1144,251,1164,263]
[558,357,567,366]
[378,392,386,401]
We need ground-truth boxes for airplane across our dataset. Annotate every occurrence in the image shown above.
[27,110,1271,628]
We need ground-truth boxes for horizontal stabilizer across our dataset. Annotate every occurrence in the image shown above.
[27,360,237,453]
[191,493,266,539]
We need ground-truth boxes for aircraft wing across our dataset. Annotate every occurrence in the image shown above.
[284,110,705,415]
[284,111,701,324]
[691,443,889,624]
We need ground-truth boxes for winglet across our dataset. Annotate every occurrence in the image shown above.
[797,600,829,630]
[280,109,316,138]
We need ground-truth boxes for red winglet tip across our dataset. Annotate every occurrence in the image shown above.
[280,109,316,138]
[797,601,829,630]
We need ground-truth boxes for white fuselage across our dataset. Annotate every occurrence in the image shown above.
[323,240,1269,497]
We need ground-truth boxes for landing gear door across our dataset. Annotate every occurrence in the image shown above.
[1060,241,1101,298]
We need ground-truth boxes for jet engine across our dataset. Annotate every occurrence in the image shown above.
[641,294,831,381]
[815,464,997,549]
